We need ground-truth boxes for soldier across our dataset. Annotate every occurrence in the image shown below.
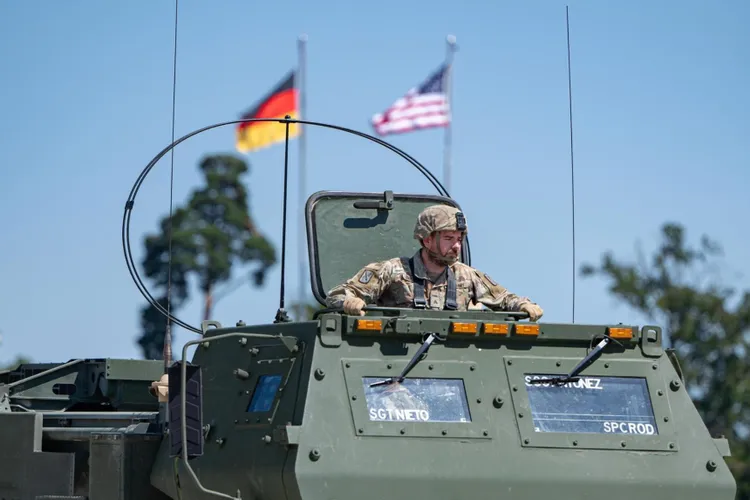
[324,204,544,321]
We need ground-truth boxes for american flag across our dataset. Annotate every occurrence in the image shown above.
[371,63,450,136]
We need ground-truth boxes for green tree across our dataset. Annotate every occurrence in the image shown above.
[289,298,326,321]
[581,222,749,497]
[0,355,32,372]
[137,154,277,359]
[0,334,31,371]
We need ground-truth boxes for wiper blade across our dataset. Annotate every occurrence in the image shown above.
[528,334,624,386]
[370,332,442,387]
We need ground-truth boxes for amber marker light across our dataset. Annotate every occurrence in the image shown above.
[451,322,478,334]
[483,323,509,335]
[514,324,540,336]
[355,319,383,331]
[607,327,633,340]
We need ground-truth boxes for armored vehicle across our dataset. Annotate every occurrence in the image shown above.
[0,117,738,500]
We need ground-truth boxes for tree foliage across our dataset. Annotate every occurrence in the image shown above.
[0,333,31,371]
[581,222,750,497]
[0,355,31,372]
[136,154,277,359]
[289,299,326,321]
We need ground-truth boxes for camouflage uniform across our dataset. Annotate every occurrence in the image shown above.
[324,204,542,317]
[324,250,535,312]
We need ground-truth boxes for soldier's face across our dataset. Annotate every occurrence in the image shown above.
[425,230,462,263]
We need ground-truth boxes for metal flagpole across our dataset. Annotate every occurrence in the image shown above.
[297,33,308,319]
[443,35,457,197]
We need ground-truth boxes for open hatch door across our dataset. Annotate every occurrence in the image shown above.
[305,190,470,305]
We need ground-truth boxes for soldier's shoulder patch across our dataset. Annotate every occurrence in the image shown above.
[359,270,374,284]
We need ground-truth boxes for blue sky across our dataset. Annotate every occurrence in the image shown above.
[1,0,748,365]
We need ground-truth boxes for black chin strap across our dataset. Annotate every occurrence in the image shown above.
[402,256,457,310]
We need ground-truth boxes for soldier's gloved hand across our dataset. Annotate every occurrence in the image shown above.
[521,303,543,321]
[343,296,366,316]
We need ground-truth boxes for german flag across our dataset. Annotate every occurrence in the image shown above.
[235,71,299,153]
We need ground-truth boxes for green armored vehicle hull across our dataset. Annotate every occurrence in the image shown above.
[0,118,737,500]
[0,311,737,500]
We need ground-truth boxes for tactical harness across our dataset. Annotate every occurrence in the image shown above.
[400,256,458,310]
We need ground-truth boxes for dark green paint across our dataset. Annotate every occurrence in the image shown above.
[0,191,737,500]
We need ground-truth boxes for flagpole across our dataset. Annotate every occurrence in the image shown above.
[297,33,308,319]
[443,34,457,197]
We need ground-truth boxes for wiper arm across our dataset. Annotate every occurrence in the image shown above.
[528,334,624,386]
[370,332,442,387]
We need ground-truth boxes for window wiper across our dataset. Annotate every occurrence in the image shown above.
[369,332,442,387]
[527,334,624,386]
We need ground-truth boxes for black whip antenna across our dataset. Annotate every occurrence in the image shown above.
[566,5,577,324]
[163,0,179,367]
[274,117,293,323]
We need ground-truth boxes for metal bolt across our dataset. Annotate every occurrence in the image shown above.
[493,397,504,408]
[664,416,670,422]
[621,441,626,448]
[309,448,320,461]
[573,440,578,446]
[345,362,351,368]
[236,320,245,326]
[442,430,447,436]
[483,430,489,436]
[314,368,325,380]
[507,360,513,365]
[239,338,247,345]
[400,429,406,435]
[670,380,681,391]
[657,390,664,396]
[652,364,658,370]
[234,368,249,380]
[476,398,482,404]
[470,365,476,371]
[262,435,271,443]
[524,438,530,444]
[706,460,717,472]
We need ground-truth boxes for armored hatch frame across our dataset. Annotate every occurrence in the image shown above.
[305,190,471,306]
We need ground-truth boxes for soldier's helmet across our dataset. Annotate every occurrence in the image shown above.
[413,205,468,241]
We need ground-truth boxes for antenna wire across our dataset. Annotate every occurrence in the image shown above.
[566,5,576,324]
[164,0,179,367]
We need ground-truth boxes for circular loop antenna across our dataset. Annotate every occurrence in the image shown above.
[123,117,468,334]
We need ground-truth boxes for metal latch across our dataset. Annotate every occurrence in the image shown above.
[353,190,394,210]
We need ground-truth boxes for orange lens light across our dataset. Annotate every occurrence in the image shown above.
[451,322,478,334]
[515,324,540,336]
[607,327,633,339]
[483,323,509,335]
[355,319,382,331]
